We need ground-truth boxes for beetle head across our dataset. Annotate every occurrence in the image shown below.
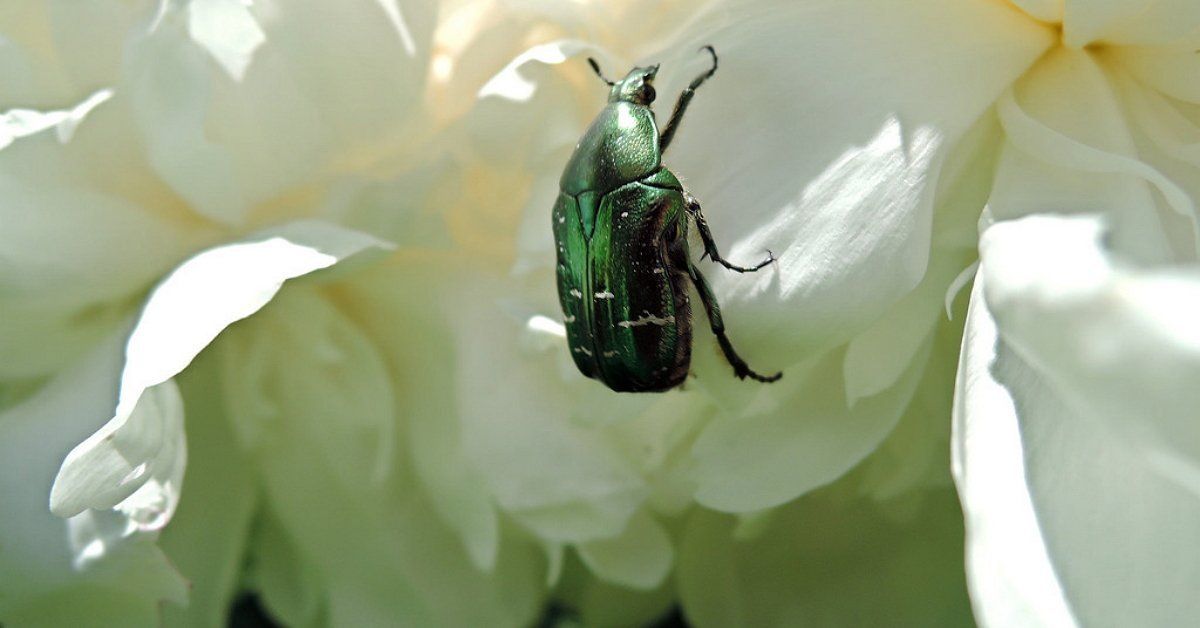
[610,64,658,105]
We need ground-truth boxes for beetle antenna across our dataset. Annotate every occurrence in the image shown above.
[699,45,718,78]
[587,57,615,86]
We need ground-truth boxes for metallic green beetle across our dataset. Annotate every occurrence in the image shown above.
[553,46,781,392]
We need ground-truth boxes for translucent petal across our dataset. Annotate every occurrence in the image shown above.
[640,0,1054,364]
[842,259,942,406]
[50,221,391,519]
[842,114,1000,495]
[855,309,966,504]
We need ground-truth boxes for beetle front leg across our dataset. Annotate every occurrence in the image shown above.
[684,261,782,383]
[659,46,719,153]
[684,193,775,273]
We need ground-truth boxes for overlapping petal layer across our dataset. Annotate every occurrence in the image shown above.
[955,2,1200,622]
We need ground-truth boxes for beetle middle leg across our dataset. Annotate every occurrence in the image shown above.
[684,193,775,273]
[682,260,782,383]
[659,46,719,153]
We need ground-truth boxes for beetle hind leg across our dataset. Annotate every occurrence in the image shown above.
[683,260,782,383]
[685,193,776,273]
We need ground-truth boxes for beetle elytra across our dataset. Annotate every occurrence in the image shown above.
[553,46,781,392]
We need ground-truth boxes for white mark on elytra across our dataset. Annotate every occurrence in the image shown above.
[653,268,665,274]
[595,291,615,299]
[564,314,576,323]
[574,346,593,356]
[620,211,629,218]
[558,215,565,223]
[617,311,675,328]
[569,288,583,298]
[602,350,618,358]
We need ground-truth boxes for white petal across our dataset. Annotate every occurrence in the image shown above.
[352,282,502,571]
[952,279,1078,628]
[992,48,1193,258]
[981,214,1200,495]
[479,40,589,102]
[0,174,198,378]
[418,275,648,543]
[1113,45,1200,104]
[124,10,254,226]
[957,268,1200,626]
[0,88,112,150]
[0,1,139,105]
[339,267,517,570]
[124,0,434,226]
[843,263,941,406]
[1111,71,1200,258]
[576,511,673,591]
[52,379,186,538]
[49,221,392,519]
[645,0,1054,362]
[681,108,999,503]
[186,0,266,81]
[0,335,186,624]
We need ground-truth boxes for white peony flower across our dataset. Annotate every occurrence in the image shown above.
[1,0,1197,626]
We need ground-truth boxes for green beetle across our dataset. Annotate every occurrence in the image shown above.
[553,46,781,392]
